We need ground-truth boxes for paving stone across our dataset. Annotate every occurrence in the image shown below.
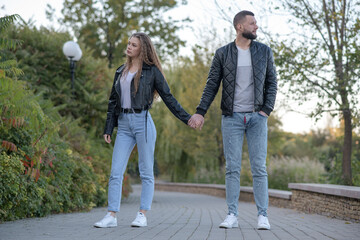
[0,184,359,240]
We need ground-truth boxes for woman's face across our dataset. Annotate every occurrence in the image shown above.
[126,37,141,59]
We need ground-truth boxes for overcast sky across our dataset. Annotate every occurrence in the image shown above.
[1,0,337,133]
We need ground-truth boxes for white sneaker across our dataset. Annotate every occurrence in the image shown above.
[131,212,147,227]
[94,212,117,228]
[257,215,270,230]
[219,213,238,228]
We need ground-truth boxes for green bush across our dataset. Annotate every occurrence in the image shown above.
[266,156,327,190]
[0,20,132,222]
[239,155,326,190]
[326,152,360,187]
[0,77,104,221]
[0,152,33,220]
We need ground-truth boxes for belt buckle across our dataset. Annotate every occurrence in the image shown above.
[121,108,130,113]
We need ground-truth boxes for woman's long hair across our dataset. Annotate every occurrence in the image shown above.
[122,32,163,99]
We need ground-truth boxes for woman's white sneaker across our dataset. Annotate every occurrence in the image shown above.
[94,212,117,228]
[131,212,147,227]
[219,213,238,228]
[257,215,270,230]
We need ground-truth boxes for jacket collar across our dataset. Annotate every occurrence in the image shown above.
[116,64,125,73]
[232,39,255,51]
[142,63,151,70]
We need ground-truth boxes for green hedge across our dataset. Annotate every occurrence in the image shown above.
[0,77,104,222]
[0,21,133,222]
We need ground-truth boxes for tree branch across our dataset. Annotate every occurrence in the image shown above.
[313,108,346,116]
[321,0,337,64]
[331,0,340,51]
[287,59,342,106]
[32,128,48,147]
[340,0,347,51]
[303,66,336,87]
[213,0,233,24]
[294,0,331,50]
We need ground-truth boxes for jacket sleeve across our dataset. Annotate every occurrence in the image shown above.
[153,67,191,124]
[103,73,119,136]
[195,48,223,116]
[261,47,277,116]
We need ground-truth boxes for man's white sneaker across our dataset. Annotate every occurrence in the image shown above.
[94,212,117,228]
[219,213,238,228]
[257,215,270,230]
[131,212,147,227]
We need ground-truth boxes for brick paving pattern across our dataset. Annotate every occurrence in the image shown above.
[0,185,359,240]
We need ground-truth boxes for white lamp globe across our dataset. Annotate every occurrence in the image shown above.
[73,46,82,61]
[63,41,82,61]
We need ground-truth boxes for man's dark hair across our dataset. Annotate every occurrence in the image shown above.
[233,10,255,30]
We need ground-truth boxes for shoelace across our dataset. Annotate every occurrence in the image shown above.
[224,216,233,223]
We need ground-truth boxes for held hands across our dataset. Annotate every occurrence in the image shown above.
[188,114,205,130]
[187,111,267,130]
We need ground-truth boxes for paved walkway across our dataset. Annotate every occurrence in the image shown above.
[1,185,359,240]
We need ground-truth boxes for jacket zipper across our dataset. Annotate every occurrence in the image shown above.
[231,43,237,116]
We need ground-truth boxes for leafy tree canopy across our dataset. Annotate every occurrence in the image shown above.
[60,0,190,68]
[266,0,360,184]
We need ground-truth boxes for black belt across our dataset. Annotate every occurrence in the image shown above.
[120,108,142,113]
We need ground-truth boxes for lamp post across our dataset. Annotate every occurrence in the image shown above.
[62,41,82,91]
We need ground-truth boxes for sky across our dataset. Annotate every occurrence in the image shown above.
[1,0,337,134]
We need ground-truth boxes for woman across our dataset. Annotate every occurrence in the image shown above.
[94,32,192,228]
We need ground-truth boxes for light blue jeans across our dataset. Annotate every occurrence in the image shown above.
[222,112,269,217]
[108,111,156,212]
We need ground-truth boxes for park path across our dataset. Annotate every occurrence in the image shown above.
[0,184,359,240]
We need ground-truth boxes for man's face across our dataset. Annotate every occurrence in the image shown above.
[240,15,258,40]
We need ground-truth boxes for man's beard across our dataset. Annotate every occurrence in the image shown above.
[242,30,257,40]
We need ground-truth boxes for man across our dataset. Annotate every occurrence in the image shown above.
[188,10,277,230]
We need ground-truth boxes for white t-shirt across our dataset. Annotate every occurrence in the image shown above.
[233,46,254,112]
[120,71,137,109]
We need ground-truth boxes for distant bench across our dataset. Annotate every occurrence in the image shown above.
[155,182,292,208]
[155,182,360,221]
[289,183,360,221]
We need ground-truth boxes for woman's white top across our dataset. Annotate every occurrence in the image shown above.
[120,71,137,109]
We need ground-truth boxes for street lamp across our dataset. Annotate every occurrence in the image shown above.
[62,41,82,90]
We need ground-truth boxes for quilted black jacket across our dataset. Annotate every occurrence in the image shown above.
[104,63,191,136]
[196,40,277,116]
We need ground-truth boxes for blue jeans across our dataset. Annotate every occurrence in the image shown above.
[108,111,156,212]
[222,112,269,217]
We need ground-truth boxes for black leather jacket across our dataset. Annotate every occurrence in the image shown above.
[104,63,191,135]
[196,40,277,116]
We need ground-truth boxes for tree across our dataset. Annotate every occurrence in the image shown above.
[60,0,189,68]
[268,0,360,185]
[5,23,113,137]
[0,15,107,221]
[0,14,22,77]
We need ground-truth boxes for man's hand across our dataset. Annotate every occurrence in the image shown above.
[104,134,111,143]
[188,114,205,130]
[259,111,268,117]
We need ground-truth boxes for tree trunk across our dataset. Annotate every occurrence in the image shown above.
[342,109,352,185]
[107,44,114,69]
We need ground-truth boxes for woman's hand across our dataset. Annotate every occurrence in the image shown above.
[104,134,112,143]
[188,114,205,130]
